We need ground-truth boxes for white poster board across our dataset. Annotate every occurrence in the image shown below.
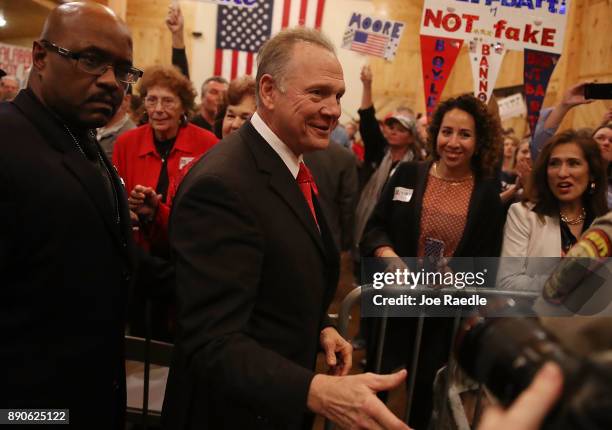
[420,0,569,54]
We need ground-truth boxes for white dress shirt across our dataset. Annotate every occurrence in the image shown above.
[250,111,303,179]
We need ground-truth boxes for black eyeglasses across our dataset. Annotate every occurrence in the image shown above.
[40,39,143,85]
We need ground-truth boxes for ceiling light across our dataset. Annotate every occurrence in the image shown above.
[0,13,6,28]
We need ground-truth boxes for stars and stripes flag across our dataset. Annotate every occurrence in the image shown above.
[214,0,327,81]
[346,30,388,58]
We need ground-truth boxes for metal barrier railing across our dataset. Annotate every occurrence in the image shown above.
[325,285,541,430]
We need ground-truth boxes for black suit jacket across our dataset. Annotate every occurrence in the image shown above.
[304,143,358,252]
[162,121,339,430]
[361,160,504,258]
[0,91,134,428]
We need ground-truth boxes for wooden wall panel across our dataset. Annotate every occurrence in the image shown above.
[579,0,612,79]
[366,0,611,132]
[107,0,126,20]
[126,0,198,76]
[127,0,171,71]
[117,0,609,129]
[368,0,423,115]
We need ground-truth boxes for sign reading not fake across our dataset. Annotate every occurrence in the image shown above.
[420,0,569,54]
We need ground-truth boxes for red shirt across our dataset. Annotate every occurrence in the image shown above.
[351,139,365,162]
[113,123,218,249]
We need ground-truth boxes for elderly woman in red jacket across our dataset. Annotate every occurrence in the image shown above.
[113,65,218,251]
[112,65,218,340]
[136,75,258,248]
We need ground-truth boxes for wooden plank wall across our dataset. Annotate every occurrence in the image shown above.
[117,0,610,133]
[366,0,611,135]
[125,0,197,79]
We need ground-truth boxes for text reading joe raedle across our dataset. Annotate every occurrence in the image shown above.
[371,268,489,307]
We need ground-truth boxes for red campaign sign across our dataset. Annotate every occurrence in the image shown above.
[420,35,463,119]
[523,48,560,136]
[0,43,32,85]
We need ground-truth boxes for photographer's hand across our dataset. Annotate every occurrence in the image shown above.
[478,362,563,430]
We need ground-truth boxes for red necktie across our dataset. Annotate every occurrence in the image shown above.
[296,162,319,227]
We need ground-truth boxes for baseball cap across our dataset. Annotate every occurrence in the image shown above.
[384,112,416,133]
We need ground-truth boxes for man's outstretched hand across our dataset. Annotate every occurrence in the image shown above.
[308,370,412,430]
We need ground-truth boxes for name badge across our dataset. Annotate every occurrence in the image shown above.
[179,157,195,170]
[393,187,413,203]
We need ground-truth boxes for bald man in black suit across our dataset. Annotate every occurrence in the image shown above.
[0,3,139,427]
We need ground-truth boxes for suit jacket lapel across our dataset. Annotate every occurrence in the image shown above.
[408,161,432,256]
[13,90,125,248]
[313,193,340,268]
[455,176,484,257]
[61,151,125,247]
[100,151,134,247]
[242,123,327,257]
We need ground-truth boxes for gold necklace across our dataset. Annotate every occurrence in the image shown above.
[432,162,473,183]
[560,207,586,225]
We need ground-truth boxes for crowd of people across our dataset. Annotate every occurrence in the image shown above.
[1,1,611,430]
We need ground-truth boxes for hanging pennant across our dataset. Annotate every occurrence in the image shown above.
[523,48,561,135]
[420,35,463,119]
[469,38,506,104]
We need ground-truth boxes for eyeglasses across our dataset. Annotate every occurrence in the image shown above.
[144,96,179,109]
[40,39,143,85]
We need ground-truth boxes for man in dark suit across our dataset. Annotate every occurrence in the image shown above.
[163,28,409,430]
[0,3,139,427]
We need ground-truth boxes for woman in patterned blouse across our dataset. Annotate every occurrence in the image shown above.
[360,94,505,429]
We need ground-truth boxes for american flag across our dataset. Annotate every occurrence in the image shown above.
[346,29,389,58]
[214,0,327,81]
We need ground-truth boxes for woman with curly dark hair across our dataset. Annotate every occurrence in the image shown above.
[363,94,504,261]
[360,94,505,429]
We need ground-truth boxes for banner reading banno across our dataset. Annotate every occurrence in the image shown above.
[420,0,569,55]
[469,38,506,103]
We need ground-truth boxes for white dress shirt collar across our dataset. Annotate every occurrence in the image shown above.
[250,111,302,179]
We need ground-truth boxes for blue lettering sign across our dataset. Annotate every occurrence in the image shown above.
[382,21,392,35]
[391,22,404,39]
